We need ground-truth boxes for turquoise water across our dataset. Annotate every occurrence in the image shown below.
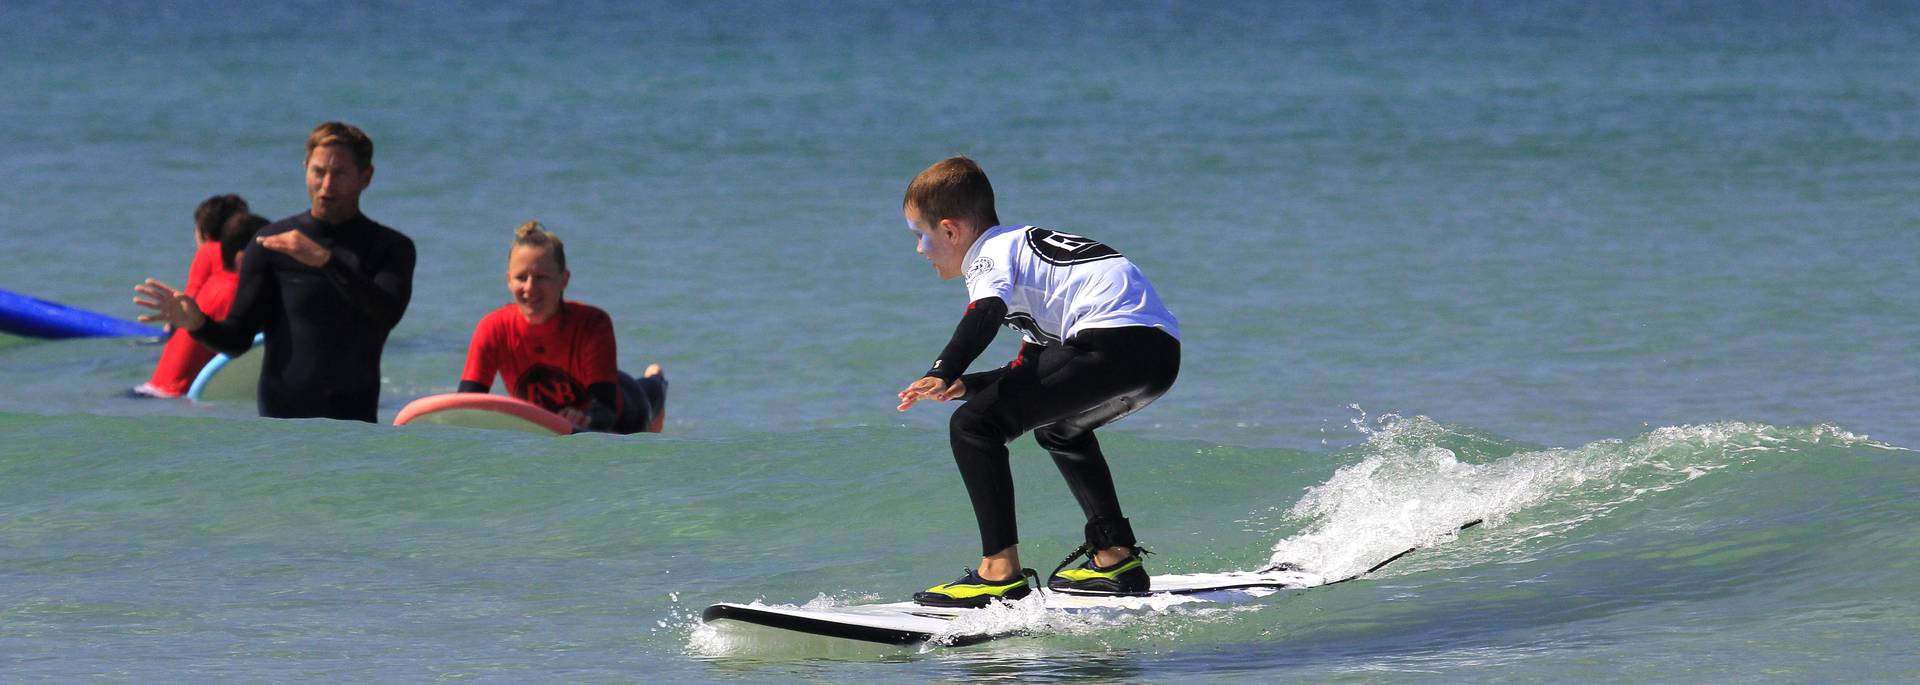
[3,2,1916,682]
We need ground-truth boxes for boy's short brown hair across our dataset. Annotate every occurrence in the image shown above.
[305,121,374,170]
[904,156,999,228]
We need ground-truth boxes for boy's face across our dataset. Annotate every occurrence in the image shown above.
[906,205,973,281]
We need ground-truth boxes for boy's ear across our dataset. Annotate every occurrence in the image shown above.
[937,217,975,242]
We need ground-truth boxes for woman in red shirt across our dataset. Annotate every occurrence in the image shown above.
[458,222,666,433]
[132,195,256,398]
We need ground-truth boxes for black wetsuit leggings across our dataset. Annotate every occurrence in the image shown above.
[948,326,1180,557]
[615,371,669,435]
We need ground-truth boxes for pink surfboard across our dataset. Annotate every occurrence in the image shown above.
[393,393,574,435]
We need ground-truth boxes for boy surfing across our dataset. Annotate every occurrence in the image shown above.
[895,157,1181,607]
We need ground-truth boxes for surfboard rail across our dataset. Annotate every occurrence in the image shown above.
[702,521,1482,646]
[393,393,575,435]
[0,288,162,339]
[186,333,264,403]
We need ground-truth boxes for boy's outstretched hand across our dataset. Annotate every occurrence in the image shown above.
[897,376,966,411]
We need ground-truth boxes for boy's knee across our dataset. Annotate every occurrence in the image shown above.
[1034,422,1092,451]
[950,402,1016,445]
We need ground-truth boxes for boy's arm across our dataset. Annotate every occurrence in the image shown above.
[955,340,1044,400]
[923,297,1007,382]
[898,297,1008,411]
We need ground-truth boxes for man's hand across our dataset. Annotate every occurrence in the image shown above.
[133,279,207,332]
[259,231,332,268]
[896,376,967,411]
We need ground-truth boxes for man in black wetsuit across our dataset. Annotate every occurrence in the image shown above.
[136,121,414,422]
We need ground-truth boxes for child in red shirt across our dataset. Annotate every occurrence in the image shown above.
[132,195,254,398]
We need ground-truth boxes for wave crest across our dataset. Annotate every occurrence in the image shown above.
[1262,418,1888,578]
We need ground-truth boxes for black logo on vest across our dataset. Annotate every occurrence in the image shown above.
[1004,312,1062,345]
[1026,228,1122,266]
[514,363,586,412]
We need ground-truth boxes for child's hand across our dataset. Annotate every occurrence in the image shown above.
[897,376,967,411]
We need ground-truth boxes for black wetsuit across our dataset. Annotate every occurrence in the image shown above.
[193,212,415,422]
[932,298,1181,557]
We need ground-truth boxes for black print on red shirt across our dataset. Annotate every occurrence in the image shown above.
[515,363,586,412]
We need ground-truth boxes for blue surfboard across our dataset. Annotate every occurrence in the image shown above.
[0,288,162,339]
[186,333,264,403]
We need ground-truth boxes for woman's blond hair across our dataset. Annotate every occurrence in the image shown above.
[511,221,566,271]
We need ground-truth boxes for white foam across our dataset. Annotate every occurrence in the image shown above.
[923,589,1255,649]
[1262,417,1841,578]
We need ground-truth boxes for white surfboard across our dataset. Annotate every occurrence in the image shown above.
[702,569,1326,646]
[702,520,1481,647]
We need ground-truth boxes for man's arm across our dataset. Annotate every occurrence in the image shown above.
[189,241,271,355]
[318,233,415,331]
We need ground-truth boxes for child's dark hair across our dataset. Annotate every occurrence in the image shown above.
[219,213,269,271]
[904,156,1000,228]
[194,194,250,243]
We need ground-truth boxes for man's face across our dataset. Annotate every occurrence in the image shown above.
[906,205,968,281]
[508,245,569,324]
[306,145,372,223]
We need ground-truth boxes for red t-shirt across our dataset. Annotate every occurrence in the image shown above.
[185,240,219,299]
[145,243,240,396]
[461,301,618,413]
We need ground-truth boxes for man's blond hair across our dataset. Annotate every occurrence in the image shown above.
[305,121,374,169]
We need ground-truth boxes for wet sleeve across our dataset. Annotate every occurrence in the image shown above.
[579,310,619,388]
[190,241,270,356]
[924,296,1007,382]
[956,340,1045,400]
[320,233,415,332]
[583,382,619,431]
[579,311,621,430]
[459,314,499,391]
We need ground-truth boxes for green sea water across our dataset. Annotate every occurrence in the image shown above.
[2,2,1916,682]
